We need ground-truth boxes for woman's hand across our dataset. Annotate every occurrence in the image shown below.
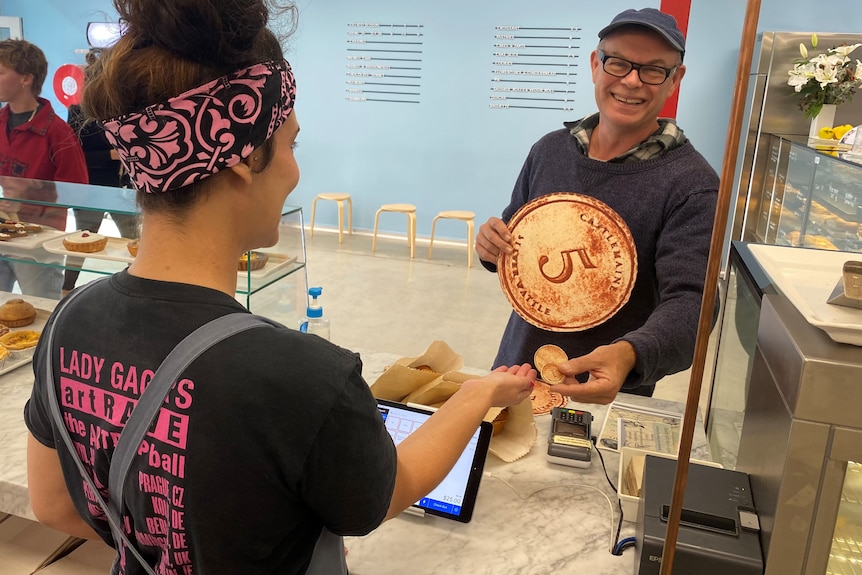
[463,363,536,408]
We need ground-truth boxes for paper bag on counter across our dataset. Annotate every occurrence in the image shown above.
[370,341,536,462]
[371,340,463,401]
[370,364,441,402]
[392,340,465,373]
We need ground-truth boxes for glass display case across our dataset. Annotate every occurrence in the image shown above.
[0,176,308,326]
[747,134,861,252]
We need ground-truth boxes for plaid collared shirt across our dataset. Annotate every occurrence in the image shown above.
[565,112,688,163]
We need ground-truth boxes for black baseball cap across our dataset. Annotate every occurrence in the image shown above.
[598,8,685,58]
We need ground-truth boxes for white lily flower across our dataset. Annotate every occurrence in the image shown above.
[831,43,862,57]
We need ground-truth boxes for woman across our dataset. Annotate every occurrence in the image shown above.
[24,1,535,573]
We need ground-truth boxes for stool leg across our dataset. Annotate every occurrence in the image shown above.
[408,213,416,258]
[310,198,318,237]
[336,200,344,244]
[372,209,383,252]
[346,196,353,235]
[466,219,475,267]
[428,216,440,259]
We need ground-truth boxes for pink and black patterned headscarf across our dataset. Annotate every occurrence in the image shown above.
[101,59,296,194]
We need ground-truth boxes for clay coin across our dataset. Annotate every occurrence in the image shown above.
[540,364,566,385]
[534,343,568,372]
[498,193,637,332]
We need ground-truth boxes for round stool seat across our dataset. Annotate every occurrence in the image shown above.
[318,192,351,201]
[380,203,416,213]
[436,210,475,220]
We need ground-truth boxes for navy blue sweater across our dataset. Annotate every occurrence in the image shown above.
[487,127,719,393]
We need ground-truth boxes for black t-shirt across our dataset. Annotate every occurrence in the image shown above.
[25,270,397,575]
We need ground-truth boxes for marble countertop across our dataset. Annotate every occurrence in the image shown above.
[0,337,710,575]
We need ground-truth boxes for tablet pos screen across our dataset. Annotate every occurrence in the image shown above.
[376,399,493,523]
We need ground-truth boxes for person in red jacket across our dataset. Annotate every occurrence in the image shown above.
[0,39,88,298]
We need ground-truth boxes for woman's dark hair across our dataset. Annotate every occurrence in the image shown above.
[82,0,296,214]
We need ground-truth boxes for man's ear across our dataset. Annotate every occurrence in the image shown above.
[228,160,254,186]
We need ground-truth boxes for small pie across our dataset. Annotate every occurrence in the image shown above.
[0,329,41,351]
[530,380,567,416]
[63,231,108,253]
[0,298,37,327]
[238,251,269,271]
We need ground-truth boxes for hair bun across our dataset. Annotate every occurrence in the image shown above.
[117,0,269,67]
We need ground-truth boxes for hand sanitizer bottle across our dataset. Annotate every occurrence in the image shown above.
[299,286,330,341]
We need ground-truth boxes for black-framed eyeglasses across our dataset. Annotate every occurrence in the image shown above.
[597,50,679,85]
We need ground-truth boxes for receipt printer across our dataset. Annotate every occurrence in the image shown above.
[635,455,764,575]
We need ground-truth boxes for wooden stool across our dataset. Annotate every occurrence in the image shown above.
[310,193,352,243]
[372,203,417,258]
[428,210,476,267]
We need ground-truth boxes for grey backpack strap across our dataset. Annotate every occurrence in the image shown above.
[107,312,277,517]
[44,279,152,572]
[45,284,276,574]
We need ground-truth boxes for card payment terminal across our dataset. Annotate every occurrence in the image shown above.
[547,407,593,468]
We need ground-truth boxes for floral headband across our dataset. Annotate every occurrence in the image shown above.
[101,59,296,194]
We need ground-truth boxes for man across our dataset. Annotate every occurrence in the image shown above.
[476,8,718,404]
[0,39,87,298]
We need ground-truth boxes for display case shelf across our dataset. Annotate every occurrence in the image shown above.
[0,176,307,325]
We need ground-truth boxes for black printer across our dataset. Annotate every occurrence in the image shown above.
[635,455,764,575]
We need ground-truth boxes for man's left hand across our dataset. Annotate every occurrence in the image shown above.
[553,341,637,405]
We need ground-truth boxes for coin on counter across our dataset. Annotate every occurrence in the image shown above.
[534,344,568,372]
[540,363,566,385]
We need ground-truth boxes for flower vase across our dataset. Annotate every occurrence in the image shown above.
[809,103,837,143]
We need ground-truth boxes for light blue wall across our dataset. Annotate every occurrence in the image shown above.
[3,0,861,238]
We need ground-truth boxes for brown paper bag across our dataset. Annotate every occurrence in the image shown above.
[393,340,464,372]
[370,341,536,462]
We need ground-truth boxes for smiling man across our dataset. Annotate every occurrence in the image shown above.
[476,8,719,404]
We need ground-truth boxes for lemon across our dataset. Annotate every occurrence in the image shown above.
[834,124,853,140]
[818,126,835,139]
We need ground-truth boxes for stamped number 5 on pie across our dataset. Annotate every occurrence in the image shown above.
[498,193,637,332]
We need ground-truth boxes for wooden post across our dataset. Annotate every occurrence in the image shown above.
[658,1,762,573]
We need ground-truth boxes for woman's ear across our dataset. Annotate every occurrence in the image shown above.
[228,159,255,186]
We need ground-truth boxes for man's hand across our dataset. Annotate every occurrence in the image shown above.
[475,216,513,264]
[553,341,637,404]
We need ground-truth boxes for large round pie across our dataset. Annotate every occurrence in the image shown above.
[498,193,637,331]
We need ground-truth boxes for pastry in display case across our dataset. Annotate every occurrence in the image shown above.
[748,134,861,253]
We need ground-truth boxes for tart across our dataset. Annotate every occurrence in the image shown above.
[127,239,139,257]
[0,329,41,353]
[238,251,269,271]
[0,345,9,369]
[0,298,37,327]
[62,230,108,253]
